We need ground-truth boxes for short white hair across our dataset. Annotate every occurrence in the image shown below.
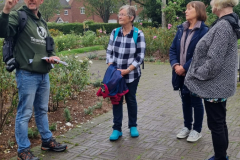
[119,5,136,22]
[211,0,239,10]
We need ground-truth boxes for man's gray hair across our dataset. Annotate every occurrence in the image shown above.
[119,5,136,22]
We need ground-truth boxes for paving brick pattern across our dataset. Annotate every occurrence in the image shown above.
[12,59,240,160]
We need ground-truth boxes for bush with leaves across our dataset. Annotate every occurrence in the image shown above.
[28,128,39,139]
[49,55,91,111]
[64,108,71,122]
[0,38,18,132]
[82,30,96,47]
[49,29,63,37]
[54,31,82,52]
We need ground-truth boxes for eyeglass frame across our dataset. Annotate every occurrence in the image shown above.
[117,14,131,17]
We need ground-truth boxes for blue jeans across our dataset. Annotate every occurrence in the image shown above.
[112,77,140,132]
[180,89,204,133]
[15,69,52,153]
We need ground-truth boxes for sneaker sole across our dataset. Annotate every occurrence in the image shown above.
[109,135,122,141]
[187,135,202,142]
[177,134,189,139]
[41,146,67,152]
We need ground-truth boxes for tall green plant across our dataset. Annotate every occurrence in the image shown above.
[0,39,18,132]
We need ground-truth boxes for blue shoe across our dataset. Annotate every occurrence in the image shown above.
[109,130,122,141]
[130,127,139,137]
[207,156,229,160]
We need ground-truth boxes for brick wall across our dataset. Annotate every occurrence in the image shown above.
[49,0,143,23]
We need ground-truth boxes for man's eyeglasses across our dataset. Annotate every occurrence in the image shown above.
[117,14,129,17]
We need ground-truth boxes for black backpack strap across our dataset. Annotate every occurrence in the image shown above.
[17,10,27,35]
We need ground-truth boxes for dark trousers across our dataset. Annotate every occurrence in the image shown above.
[204,100,228,160]
[180,91,204,133]
[112,77,140,132]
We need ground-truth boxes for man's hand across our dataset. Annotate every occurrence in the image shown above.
[3,0,19,14]
[117,69,130,77]
[175,65,186,76]
[108,63,113,66]
[46,56,60,64]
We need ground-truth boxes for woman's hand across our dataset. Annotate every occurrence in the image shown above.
[174,65,186,76]
[117,69,130,77]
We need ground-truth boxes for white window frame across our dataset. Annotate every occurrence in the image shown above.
[80,7,85,14]
[64,10,68,15]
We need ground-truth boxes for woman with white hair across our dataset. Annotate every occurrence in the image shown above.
[184,0,240,159]
[106,5,145,141]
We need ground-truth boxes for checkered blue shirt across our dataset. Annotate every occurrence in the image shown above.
[106,26,146,83]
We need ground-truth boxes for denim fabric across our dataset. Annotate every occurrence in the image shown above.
[112,77,140,132]
[180,89,204,133]
[205,100,228,160]
[15,69,52,153]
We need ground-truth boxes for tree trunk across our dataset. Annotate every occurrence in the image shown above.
[162,0,166,28]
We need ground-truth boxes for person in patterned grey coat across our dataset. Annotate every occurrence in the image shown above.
[184,0,240,159]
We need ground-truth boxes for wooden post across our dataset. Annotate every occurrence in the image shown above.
[162,0,166,28]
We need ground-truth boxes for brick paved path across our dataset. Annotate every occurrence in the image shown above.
[14,59,240,160]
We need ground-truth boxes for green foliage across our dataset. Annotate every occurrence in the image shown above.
[64,108,71,122]
[84,106,95,115]
[82,30,96,47]
[80,0,122,23]
[48,22,152,35]
[7,139,15,149]
[54,31,81,52]
[162,0,185,26]
[0,39,18,132]
[49,29,63,37]
[141,26,176,56]
[91,71,102,88]
[49,56,91,111]
[87,53,97,59]
[39,0,62,22]
[56,45,104,56]
[95,100,103,109]
[28,128,39,139]
[134,0,162,27]
[49,123,57,131]
[48,23,84,35]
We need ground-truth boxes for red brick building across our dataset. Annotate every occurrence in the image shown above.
[49,0,143,23]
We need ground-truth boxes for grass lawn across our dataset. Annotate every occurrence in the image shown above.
[56,45,104,56]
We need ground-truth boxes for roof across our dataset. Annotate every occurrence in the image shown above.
[60,0,71,9]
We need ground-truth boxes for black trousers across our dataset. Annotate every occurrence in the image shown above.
[204,100,228,160]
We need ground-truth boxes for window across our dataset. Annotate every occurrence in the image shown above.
[80,7,85,14]
[64,10,68,15]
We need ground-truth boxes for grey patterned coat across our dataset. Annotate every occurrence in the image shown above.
[184,19,238,99]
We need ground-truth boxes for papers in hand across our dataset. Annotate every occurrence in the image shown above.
[42,57,68,66]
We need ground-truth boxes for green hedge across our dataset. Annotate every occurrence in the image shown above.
[47,23,84,35]
[47,22,152,35]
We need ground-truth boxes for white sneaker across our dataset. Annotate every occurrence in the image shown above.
[187,130,202,142]
[176,127,190,138]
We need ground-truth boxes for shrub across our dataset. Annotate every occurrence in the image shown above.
[87,53,97,59]
[0,39,18,132]
[48,22,84,35]
[49,29,63,37]
[54,31,82,52]
[48,22,152,35]
[82,30,96,47]
[28,128,39,139]
[49,123,57,131]
[64,108,71,122]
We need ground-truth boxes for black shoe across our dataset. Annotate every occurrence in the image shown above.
[17,148,39,160]
[41,137,67,152]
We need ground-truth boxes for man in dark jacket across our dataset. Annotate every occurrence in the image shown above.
[0,0,67,159]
